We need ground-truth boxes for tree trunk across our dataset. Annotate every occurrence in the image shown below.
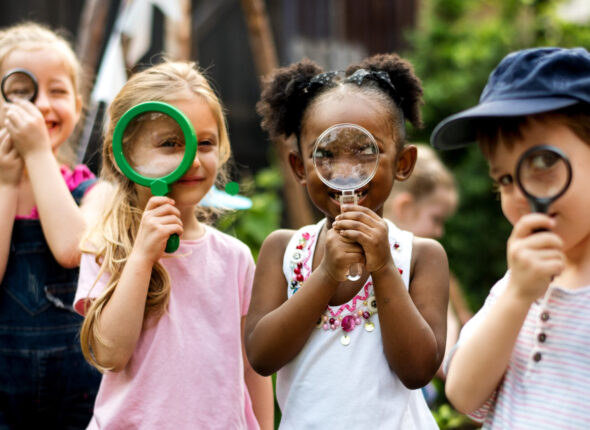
[240,0,315,229]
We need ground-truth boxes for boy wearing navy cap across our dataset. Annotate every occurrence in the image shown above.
[431,47,590,429]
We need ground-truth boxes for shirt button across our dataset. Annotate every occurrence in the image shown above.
[533,352,542,362]
[540,311,550,322]
[538,333,547,343]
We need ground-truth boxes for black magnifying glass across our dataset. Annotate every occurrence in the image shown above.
[1,68,38,103]
[112,101,198,253]
[515,144,572,214]
[312,123,380,281]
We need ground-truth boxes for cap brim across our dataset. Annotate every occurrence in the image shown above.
[430,97,579,150]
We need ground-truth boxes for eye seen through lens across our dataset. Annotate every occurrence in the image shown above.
[1,69,37,103]
[518,147,570,200]
[122,111,186,178]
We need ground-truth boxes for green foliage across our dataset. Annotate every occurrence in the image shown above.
[405,0,590,311]
[433,403,480,429]
[216,166,283,260]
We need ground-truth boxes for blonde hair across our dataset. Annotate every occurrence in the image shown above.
[391,144,456,201]
[80,61,232,371]
[0,21,85,164]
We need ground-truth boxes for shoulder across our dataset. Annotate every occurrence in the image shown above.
[412,236,448,264]
[259,229,296,255]
[409,237,449,289]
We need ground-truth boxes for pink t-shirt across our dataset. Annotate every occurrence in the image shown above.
[74,226,259,429]
[16,164,96,219]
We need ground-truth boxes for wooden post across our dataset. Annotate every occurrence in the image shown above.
[240,0,315,228]
[75,0,111,98]
[165,0,192,61]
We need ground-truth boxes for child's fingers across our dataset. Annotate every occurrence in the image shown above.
[511,213,556,238]
[144,196,179,213]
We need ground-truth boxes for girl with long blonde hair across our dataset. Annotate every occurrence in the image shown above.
[74,61,273,429]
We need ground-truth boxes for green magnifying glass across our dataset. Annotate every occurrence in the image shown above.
[112,101,198,253]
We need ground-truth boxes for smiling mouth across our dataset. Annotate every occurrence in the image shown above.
[178,177,204,184]
[45,121,58,131]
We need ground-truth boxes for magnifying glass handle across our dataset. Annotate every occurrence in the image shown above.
[339,191,364,281]
[165,234,180,253]
[347,263,363,281]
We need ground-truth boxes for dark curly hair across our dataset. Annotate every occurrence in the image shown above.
[257,53,423,148]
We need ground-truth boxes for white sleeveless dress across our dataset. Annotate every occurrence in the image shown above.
[277,218,438,429]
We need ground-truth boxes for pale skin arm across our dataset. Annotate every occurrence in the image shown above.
[335,205,449,388]
[241,317,274,430]
[445,214,564,413]
[0,128,23,281]
[89,196,183,371]
[80,180,115,227]
[4,100,87,267]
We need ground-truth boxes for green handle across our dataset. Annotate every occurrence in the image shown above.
[166,234,180,253]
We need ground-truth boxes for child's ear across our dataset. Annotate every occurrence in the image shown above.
[288,151,307,185]
[395,145,417,181]
[74,94,83,122]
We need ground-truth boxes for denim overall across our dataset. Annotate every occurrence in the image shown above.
[0,180,101,429]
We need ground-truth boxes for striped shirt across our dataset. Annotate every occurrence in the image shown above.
[453,271,590,429]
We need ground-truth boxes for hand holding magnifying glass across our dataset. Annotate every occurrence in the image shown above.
[112,101,198,253]
[515,144,572,215]
[313,123,379,281]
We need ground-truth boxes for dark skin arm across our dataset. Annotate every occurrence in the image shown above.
[244,227,365,376]
[334,205,449,388]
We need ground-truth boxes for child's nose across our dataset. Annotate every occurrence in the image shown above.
[34,89,50,112]
[191,152,202,169]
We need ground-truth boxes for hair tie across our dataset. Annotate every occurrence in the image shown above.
[302,71,338,94]
[344,68,403,107]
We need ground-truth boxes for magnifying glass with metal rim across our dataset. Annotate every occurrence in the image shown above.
[1,68,38,103]
[112,101,198,252]
[515,144,572,215]
[312,123,380,281]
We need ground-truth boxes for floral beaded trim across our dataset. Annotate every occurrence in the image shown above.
[288,226,404,346]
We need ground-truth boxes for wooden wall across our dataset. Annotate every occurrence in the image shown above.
[0,0,418,176]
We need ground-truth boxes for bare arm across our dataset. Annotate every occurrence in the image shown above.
[22,150,87,267]
[245,227,363,376]
[445,286,530,413]
[0,128,23,281]
[375,239,449,388]
[334,205,449,388]
[89,196,183,371]
[91,251,153,371]
[241,317,274,429]
[4,100,86,267]
[445,214,563,413]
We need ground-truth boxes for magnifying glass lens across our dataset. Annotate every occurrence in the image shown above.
[122,111,186,178]
[2,71,36,102]
[313,126,378,189]
[518,149,570,199]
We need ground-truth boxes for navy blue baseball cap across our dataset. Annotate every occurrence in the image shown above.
[431,47,590,150]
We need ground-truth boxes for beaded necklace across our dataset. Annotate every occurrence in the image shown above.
[288,223,403,346]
